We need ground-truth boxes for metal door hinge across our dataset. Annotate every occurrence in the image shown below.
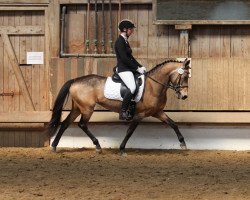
[0,91,14,97]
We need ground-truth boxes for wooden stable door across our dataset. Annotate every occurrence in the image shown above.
[0,9,49,114]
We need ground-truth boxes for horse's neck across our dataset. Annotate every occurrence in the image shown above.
[147,63,179,95]
[151,63,178,83]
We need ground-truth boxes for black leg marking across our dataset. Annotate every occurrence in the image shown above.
[78,116,102,152]
[51,110,79,152]
[51,115,72,151]
[154,112,187,150]
[165,117,187,149]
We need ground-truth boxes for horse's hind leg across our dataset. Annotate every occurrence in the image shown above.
[154,111,187,149]
[51,109,80,152]
[78,115,102,153]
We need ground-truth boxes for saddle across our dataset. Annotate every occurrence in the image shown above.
[112,70,143,120]
[112,71,142,98]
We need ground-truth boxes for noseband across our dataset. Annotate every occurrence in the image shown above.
[144,68,189,93]
[169,71,188,92]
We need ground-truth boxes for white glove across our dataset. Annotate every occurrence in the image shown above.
[141,66,146,72]
[137,67,146,74]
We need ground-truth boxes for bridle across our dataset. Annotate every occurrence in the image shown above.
[144,67,189,93]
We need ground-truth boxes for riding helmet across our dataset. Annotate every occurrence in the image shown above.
[118,19,136,32]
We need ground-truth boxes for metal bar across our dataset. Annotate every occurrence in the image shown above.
[59,1,117,57]
[118,0,121,24]
[86,0,90,53]
[60,6,67,57]
[109,0,113,53]
[188,31,191,58]
[94,0,98,53]
[60,53,115,58]
[101,0,105,53]
[58,0,151,4]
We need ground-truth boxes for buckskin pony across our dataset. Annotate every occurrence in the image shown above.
[46,59,191,155]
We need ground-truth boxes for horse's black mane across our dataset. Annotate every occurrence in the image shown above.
[146,59,183,75]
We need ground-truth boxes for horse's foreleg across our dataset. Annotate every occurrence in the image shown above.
[154,111,187,149]
[51,109,80,152]
[119,119,141,156]
[78,115,102,153]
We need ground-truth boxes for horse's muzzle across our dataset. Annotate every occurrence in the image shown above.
[181,95,188,100]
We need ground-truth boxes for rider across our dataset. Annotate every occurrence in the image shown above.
[115,19,146,120]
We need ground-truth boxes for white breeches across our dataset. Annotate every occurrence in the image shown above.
[118,71,136,94]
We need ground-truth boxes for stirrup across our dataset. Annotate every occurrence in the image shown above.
[126,110,133,121]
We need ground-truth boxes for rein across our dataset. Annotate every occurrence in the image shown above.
[144,73,172,89]
[144,72,187,92]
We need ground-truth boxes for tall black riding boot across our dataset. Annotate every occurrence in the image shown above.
[119,91,133,120]
[127,101,136,121]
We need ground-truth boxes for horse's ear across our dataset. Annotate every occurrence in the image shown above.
[183,59,190,69]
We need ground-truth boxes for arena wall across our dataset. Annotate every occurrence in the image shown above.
[0,0,250,149]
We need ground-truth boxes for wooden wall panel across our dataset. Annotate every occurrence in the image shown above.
[50,57,116,110]
[0,9,48,147]
[0,15,3,112]
[0,131,44,147]
[191,25,250,59]
[2,1,250,147]
[139,5,150,58]
[0,10,47,112]
[165,58,250,110]
[52,4,250,111]
[66,5,85,53]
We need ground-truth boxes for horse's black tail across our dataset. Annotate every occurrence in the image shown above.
[45,79,75,138]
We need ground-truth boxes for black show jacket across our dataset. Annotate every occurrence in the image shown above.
[114,35,142,73]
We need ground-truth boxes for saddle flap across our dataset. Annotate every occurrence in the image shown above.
[104,75,145,103]
[112,73,122,83]
[112,71,142,98]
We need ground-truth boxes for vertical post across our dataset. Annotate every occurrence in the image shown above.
[60,6,66,56]
[118,0,121,25]
[101,0,105,53]
[94,0,98,54]
[180,30,189,57]
[109,0,113,53]
[86,0,90,53]
[175,24,192,57]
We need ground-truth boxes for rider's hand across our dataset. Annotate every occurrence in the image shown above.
[137,67,146,74]
[141,66,146,72]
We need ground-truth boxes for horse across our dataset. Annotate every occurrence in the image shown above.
[45,59,191,155]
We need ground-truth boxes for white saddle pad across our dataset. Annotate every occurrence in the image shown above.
[104,75,145,102]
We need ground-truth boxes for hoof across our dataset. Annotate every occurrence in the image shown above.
[180,141,187,150]
[119,150,127,157]
[51,146,57,153]
[96,148,102,154]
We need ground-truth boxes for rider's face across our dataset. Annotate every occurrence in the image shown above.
[126,28,134,37]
